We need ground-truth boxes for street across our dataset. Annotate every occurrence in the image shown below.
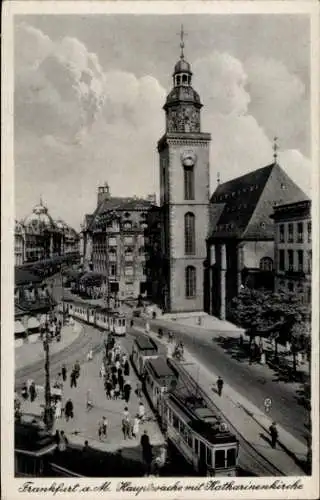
[132,317,309,445]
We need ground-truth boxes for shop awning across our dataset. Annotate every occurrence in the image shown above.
[27,317,40,329]
[15,321,26,335]
[80,272,105,286]
[15,268,43,286]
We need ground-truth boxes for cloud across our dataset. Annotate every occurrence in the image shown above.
[14,22,311,229]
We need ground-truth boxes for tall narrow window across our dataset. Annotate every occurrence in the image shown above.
[297,222,303,243]
[184,167,194,200]
[288,249,294,271]
[297,250,304,272]
[185,266,196,298]
[308,221,312,243]
[279,224,285,243]
[288,223,293,243]
[184,212,195,255]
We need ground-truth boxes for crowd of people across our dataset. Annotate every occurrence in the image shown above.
[39,313,63,342]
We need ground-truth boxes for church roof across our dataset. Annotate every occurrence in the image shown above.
[174,58,192,74]
[165,85,201,108]
[208,163,308,241]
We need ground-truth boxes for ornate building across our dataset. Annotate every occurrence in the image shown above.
[149,29,211,313]
[271,199,311,301]
[15,199,79,265]
[82,183,157,300]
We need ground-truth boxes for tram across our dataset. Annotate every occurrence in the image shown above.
[132,337,239,476]
[61,299,127,336]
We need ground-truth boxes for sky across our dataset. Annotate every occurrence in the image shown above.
[14,14,312,230]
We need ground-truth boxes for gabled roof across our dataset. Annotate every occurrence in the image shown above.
[208,163,307,240]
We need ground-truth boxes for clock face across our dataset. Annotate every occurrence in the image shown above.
[181,150,197,167]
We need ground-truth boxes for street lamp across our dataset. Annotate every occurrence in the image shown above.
[43,286,54,429]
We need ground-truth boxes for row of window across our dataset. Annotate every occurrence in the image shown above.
[279,221,311,243]
[167,406,236,469]
[107,264,147,278]
[278,249,312,273]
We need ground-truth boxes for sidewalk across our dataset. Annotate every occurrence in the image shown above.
[19,337,164,461]
[15,322,83,372]
[136,325,308,476]
[161,311,244,334]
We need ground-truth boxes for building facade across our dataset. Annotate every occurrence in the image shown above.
[271,200,311,301]
[15,200,79,265]
[154,41,211,313]
[84,183,157,300]
[205,163,308,320]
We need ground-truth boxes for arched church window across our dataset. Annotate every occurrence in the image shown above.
[260,257,273,271]
[182,74,187,83]
[176,75,181,85]
[184,167,194,200]
[185,266,196,298]
[184,213,195,255]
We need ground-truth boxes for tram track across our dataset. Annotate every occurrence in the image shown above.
[15,323,104,389]
[170,359,285,477]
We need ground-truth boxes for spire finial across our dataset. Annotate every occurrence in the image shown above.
[273,136,278,163]
[178,24,187,59]
[40,194,43,205]
[217,172,221,185]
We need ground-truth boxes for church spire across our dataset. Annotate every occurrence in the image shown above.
[273,136,279,164]
[179,24,187,60]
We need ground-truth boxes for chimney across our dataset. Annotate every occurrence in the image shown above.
[146,193,156,204]
[97,182,111,206]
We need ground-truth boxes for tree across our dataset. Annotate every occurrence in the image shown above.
[229,288,311,372]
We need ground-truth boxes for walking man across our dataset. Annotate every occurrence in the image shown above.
[61,364,67,382]
[123,380,132,404]
[269,422,278,449]
[70,369,77,388]
[217,376,224,397]
[140,430,153,476]
[102,416,108,438]
[29,381,37,402]
[64,399,74,421]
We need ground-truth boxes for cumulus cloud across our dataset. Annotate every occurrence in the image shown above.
[14,22,311,229]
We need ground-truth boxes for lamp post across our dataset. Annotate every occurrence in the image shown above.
[43,285,54,429]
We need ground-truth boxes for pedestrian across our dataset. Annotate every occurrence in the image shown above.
[138,401,145,421]
[100,363,106,378]
[105,378,112,399]
[140,430,153,475]
[74,360,81,378]
[64,399,74,421]
[122,418,129,440]
[21,383,28,400]
[118,373,124,395]
[102,416,108,438]
[123,380,132,404]
[55,400,62,419]
[87,349,93,361]
[108,350,113,365]
[112,372,117,388]
[217,376,224,397]
[70,369,77,388]
[123,406,130,421]
[115,359,120,370]
[136,381,142,398]
[121,353,127,366]
[269,422,278,449]
[114,383,120,400]
[82,440,90,452]
[124,360,130,377]
[58,430,68,451]
[29,381,37,402]
[61,364,67,382]
[132,415,140,438]
[130,319,134,328]
[86,390,93,411]
[117,367,123,379]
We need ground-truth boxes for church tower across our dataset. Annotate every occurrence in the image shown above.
[158,27,211,313]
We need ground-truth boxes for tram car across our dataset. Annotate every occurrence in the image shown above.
[138,352,239,476]
[131,334,166,377]
[61,299,127,336]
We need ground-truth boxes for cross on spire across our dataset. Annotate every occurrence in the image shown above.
[273,136,279,163]
[178,24,187,59]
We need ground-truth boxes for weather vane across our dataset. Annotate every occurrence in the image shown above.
[273,136,279,163]
[178,24,187,59]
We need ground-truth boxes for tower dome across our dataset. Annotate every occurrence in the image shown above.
[24,198,56,231]
[174,58,192,74]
